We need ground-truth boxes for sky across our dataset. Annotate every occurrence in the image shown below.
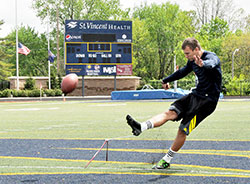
[0,0,249,38]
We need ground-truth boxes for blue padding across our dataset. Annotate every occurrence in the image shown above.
[111,88,224,100]
[219,93,224,99]
[111,88,190,100]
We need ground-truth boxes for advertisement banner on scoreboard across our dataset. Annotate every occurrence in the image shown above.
[66,64,132,76]
[85,65,101,75]
[117,65,132,75]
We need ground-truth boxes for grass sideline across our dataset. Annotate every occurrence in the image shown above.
[0,100,249,179]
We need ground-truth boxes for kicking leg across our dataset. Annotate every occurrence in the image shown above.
[148,110,178,127]
[126,110,177,136]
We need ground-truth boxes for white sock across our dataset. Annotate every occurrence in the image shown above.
[162,148,176,163]
[140,120,154,131]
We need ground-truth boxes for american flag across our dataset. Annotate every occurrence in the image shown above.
[18,42,30,55]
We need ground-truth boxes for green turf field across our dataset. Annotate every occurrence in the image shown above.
[0,100,249,181]
[0,100,250,140]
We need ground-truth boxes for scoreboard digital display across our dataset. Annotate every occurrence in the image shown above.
[65,20,132,76]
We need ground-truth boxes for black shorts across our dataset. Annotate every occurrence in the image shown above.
[169,93,217,135]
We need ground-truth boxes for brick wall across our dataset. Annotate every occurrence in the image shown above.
[9,77,48,90]
[9,76,141,96]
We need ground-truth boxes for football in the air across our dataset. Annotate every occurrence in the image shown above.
[61,73,78,94]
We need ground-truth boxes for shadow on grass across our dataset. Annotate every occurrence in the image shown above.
[148,175,170,182]
[147,167,185,182]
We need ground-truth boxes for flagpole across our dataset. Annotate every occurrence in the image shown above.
[15,0,19,90]
[47,6,51,89]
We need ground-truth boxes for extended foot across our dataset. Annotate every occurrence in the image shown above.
[126,115,141,136]
[152,159,170,169]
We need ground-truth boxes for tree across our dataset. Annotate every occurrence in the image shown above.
[196,17,230,55]
[0,20,14,80]
[244,15,250,32]
[0,60,13,81]
[199,17,229,40]
[221,32,250,79]
[132,2,195,80]
[0,19,4,31]
[132,19,159,81]
[4,25,54,77]
[32,0,129,26]
[192,0,246,31]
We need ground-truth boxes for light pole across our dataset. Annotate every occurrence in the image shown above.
[232,48,239,79]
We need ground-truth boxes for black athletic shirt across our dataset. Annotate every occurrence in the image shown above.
[162,51,222,102]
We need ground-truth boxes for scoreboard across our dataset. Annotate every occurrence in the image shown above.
[65,20,132,76]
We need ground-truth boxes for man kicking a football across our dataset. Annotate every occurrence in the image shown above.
[126,37,222,169]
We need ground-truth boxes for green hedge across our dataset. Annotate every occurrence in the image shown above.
[0,89,12,97]
[141,78,250,96]
[225,80,250,96]
[0,89,63,98]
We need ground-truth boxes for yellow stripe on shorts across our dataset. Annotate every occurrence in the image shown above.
[189,115,197,134]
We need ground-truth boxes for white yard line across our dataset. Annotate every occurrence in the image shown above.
[88,103,127,107]
[4,107,59,111]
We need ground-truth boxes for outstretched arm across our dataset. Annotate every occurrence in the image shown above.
[162,62,192,84]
